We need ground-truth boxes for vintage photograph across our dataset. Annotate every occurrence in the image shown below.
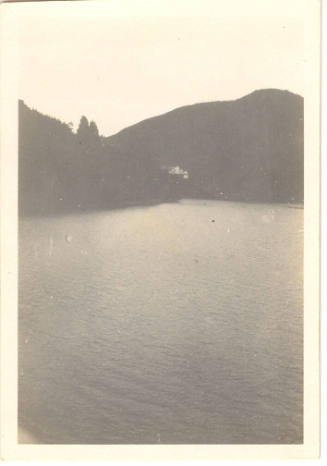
[0,0,321,459]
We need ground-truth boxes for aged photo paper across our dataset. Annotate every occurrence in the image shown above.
[0,0,320,460]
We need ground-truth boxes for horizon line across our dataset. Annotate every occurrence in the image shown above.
[19,87,303,139]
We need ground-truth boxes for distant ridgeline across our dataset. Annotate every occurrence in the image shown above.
[19,89,303,215]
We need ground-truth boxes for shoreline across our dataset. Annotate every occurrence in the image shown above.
[19,197,304,219]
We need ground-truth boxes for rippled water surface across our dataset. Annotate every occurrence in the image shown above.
[19,200,303,444]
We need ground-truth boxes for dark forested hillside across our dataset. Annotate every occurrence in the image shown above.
[19,102,184,215]
[107,89,304,204]
[19,89,303,215]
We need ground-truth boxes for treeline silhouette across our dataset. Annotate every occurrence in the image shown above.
[19,89,303,216]
[19,101,185,215]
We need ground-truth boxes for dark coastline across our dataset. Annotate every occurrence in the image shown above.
[19,89,303,217]
[19,197,304,219]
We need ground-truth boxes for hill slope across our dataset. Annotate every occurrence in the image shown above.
[19,89,303,215]
[107,89,303,203]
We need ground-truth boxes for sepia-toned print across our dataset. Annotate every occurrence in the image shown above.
[0,0,320,460]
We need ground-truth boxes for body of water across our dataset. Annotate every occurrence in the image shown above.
[19,200,303,444]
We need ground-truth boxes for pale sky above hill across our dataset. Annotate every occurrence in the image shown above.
[18,0,306,136]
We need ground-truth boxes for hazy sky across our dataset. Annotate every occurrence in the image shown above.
[19,0,305,136]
